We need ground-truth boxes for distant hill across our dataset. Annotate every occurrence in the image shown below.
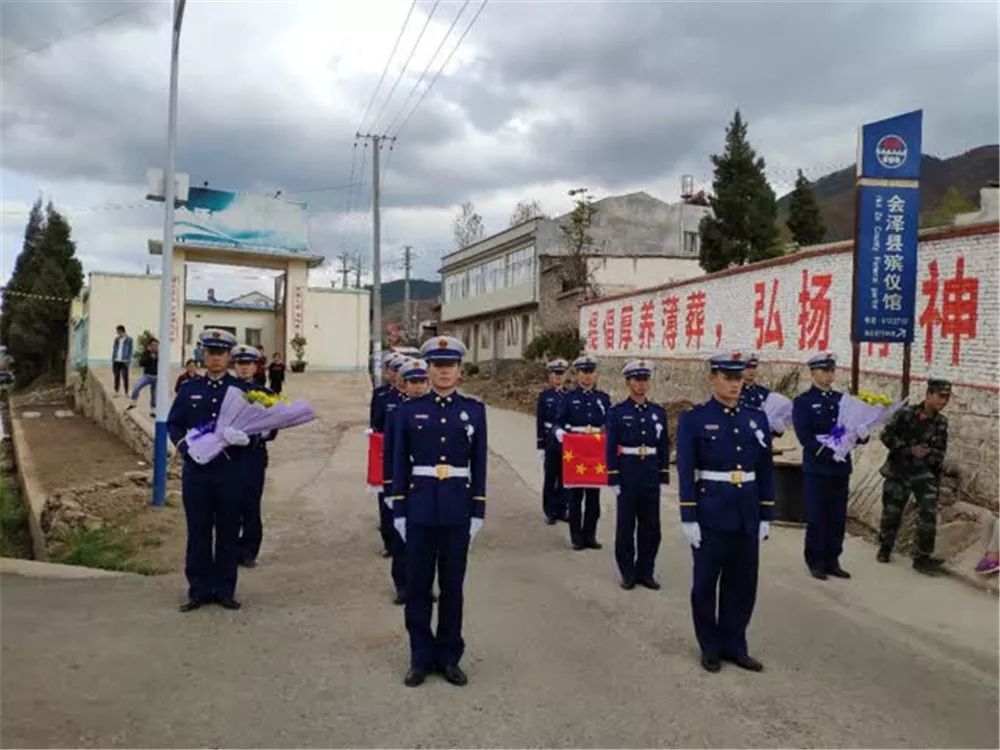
[367,278,440,306]
[776,145,999,241]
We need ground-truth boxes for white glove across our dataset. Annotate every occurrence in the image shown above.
[364,427,374,436]
[612,485,621,496]
[383,495,393,510]
[856,426,870,441]
[537,449,545,470]
[682,522,702,549]
[554,428,566,444]
[393,517,406,543]
[759,520,770,542]
[470,517,483,543]
[223,427,250,447]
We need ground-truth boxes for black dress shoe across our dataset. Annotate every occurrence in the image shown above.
[545,517,558,525]
[620,578,635,590]
[809,568,828,580]
[638,577,661,590]
[876,547,892,563]
[912,557,944,575]
[442,665,468,686]
[560,513,570,523]
[238,558,257,568]
[404,668,426,687]
[701,655,721,673]
[381,548,392,558]
[216,597,242,610]
[585,539,603,550]
[178,600,204,613]
[393,591,406,605]
[572,542,586,551]
[723,653,764,672]
[827,565,851,579]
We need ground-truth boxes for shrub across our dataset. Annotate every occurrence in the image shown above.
[523,327,583,362]
[464,362,480,377]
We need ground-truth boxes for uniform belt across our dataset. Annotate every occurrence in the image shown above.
[412,464,470,479]
[695,469,756,484]
[543,422,553,429]
[568,426,603,434]
[620,446,657,457]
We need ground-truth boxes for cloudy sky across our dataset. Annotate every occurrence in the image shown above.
[2,0,997,300]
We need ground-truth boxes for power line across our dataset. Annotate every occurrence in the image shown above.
[368,0,441,133]
[356,0,417,133]
[382,0,470,137]
[391,0,488,141]
[2,7,140,65]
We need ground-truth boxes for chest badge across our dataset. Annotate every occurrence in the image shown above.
[460,411,469,422]
[705,424,719,430]
[749,419,758,430]
[652,414,658,422]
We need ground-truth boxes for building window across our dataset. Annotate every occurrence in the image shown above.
[480,324,490,349]
[505,317,518,346]
[683,231,699,256]
[245,328,262,347]
[185,324,193,345]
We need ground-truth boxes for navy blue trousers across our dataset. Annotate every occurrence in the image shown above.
[237,456,266,563]
[405,522,470,671]
[690,528,759,659]
[388,499,406,596]
[615,484,661,581]
[182,464,241,602]
[378,493,394,552]
[568,488,601,545]
[803,473,849,571]
[542,446,568,520]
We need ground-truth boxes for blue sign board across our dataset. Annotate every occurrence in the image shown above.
[175,187,309,253]
[853,184,920,342]
[858,109,923,180]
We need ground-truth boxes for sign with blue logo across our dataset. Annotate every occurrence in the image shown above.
[175,187,309,253]
[853,184,920,342]
[857,110,923,180]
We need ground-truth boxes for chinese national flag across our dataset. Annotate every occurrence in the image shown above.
[367,432,384,487]
[562,432,608,488]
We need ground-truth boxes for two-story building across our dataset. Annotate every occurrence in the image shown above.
[439,190,711,364]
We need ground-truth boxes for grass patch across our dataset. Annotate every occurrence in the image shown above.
[0,477,32,559]
[53,526,156,575]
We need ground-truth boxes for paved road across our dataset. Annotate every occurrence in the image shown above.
[2,379,997,748]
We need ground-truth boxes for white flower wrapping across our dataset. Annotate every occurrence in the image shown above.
[761,392,793,435]
[816,393,906,462]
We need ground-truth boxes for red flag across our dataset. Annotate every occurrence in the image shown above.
[367,432,384,487]
[562,432,608,487]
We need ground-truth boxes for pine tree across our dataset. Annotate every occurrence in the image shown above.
[786,169,827,246]
[1,201,84,383]
[698,110,780,272]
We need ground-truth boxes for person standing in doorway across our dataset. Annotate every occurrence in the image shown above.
[111,325,133,397]
[126,338,159,418]
[554,355,611,551]
[193,340,204,368]
[268,352,286,394]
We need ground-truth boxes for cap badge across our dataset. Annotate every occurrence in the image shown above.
[438,337,448,348]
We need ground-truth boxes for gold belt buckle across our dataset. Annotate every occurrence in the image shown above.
[730,470,743,485]
[436,464,450,480]
[638,445,648,458]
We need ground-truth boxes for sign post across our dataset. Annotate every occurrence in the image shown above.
[850,110,922,396]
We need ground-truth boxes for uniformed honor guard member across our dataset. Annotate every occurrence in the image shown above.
[536,358,571,525]
[231,344,275,568]
[554,355,612,551]
[371,354,407,558]
[676,351,775,673]
[606,360,670,590]
[792,352,860,581]
[738,352,771,411]
[381,358,431,604]
[876,378,951,575]
[387,336,487,687]
[168,329,252,611]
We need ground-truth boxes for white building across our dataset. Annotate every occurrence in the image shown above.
[440,191,710,363]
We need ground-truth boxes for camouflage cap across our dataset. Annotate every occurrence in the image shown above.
[927,378,952,395]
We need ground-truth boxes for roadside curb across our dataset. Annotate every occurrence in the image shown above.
[8,398,49,562]
[0,556,136,579]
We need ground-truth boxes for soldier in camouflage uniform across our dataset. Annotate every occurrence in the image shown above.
[876,378,951,575]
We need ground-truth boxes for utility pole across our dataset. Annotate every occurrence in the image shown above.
[353,254,362,289]
[402,244,412,342]
[356,132,395,383]
[337,252,352,288]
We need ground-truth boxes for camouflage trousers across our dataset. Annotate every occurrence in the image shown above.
[878,475,939,561]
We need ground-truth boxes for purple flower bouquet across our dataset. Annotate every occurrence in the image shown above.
[185,386,316,465]
[816,393,906,463]
[761,392,793,435]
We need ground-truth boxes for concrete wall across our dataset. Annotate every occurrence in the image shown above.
[185,305,275,355]
[578,222,1000,509]
[451,308,536,364]
[303,288,370,371]
[589,255,703,292]
[84,273,164,364]
[442,278,536,322]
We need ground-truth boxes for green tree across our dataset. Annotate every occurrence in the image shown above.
[698,110,780,272]
[921,185,976,227]
[1,201,84,384]
[559,187,599,296]
[786,169,827,246]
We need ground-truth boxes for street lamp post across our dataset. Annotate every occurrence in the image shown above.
[152,0,187,507]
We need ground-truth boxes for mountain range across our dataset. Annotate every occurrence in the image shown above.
[776,145,998,241]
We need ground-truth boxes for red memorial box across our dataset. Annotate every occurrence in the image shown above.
[367,432,384,487]
[562,431,608,488]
